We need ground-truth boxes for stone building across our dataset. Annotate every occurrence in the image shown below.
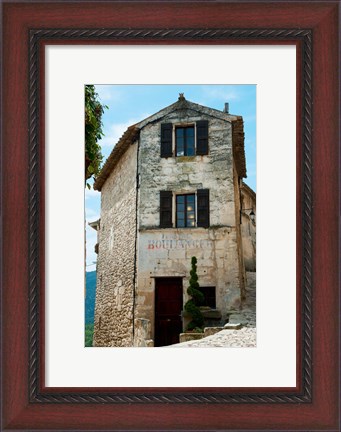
[241,182,256,272]
[91,94,255,347]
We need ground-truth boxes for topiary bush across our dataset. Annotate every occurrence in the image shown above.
[184,256,205,331]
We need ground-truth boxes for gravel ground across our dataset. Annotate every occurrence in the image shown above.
[170,326,256,348]
[169,271,256,348]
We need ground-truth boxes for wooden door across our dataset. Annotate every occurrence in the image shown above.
[154,278,183,347]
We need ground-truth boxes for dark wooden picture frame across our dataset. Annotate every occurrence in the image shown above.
[2,1,339,430]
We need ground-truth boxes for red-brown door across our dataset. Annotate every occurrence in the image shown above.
[155,278,183,347]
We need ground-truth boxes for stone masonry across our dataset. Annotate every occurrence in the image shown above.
[241,182,256,272]
[93,144,137,347]
[93,96,253,347]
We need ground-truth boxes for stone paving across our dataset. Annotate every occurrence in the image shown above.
[170,271,256,348]
[170,326,256,348]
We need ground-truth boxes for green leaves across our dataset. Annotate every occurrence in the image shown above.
[184,256,204,330]
[85,85,107,185]
[85,323,94,347]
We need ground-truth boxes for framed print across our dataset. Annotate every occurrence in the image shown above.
[45,49,293,389]
[1,1,339,431]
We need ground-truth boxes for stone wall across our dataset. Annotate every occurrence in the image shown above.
[241,184,256,272]
[138,109,236,228]
[135,227,242,343]
[93,143,138,347]
[94,102,248,347]
[232,161,247,300]
[134,108,245,344]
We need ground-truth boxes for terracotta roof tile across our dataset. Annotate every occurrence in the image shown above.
[232,117,247,178]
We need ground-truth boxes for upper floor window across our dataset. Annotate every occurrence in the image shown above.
[176,127,195,156]
[161,120,208,158]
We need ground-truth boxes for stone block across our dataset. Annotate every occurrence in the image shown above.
[216,257,225,269]
[179,332,205,343]
[186,249,204,260]
[204,327,223,337]
[228,313,248,325]
[134,318,152,347]
[224,322,243,330]
[168,249,186,260]
[201,308,222,320]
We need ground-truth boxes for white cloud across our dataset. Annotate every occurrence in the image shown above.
[86,222,98,238]
[202,87,240,102]
[85,187,100,200]
[85,207,100,221]
[99,115,150,148]
[86,220,99,269]
[95,85,122,102]
[98,120,133,148]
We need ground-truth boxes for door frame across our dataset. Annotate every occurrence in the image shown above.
[154,277,184,346]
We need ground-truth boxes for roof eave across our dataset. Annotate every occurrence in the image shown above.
[232,117,247,178]
[93,125,140,191]
[242,181,256,199]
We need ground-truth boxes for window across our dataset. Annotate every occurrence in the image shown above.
[159,189,210,229]
[176,126,195,156]
[201,287,216,308]
[160,121,209,158]
[176,194,196,227]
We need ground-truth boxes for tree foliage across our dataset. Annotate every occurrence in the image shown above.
[85,85,107,186]
[85,271,96,324]
[184,256,205,331]
[85,323,94,347]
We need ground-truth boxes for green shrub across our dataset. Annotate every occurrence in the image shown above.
[184,257,204,331]
[85,323,94,347]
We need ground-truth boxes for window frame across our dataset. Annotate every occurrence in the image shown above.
[175,193,196,228]
[175,125,195,157]
[161,121,209,158]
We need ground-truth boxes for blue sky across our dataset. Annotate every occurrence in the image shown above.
[85,85,256,271]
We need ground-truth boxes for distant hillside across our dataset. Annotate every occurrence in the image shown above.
[85,271,96,325]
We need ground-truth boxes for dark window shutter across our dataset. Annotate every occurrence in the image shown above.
[197,189,210,228]
[161,123,173,158]
[160,191,173,227]
[196,120,209,155]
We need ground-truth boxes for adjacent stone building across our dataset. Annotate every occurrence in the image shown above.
[91,95,255,347]
[241,182,256,272]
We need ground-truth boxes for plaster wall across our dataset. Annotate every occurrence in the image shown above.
[136,227,242,342]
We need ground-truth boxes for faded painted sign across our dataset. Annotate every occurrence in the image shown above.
[147,235,213,250]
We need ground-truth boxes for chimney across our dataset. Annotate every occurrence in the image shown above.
[223,102,229,113]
